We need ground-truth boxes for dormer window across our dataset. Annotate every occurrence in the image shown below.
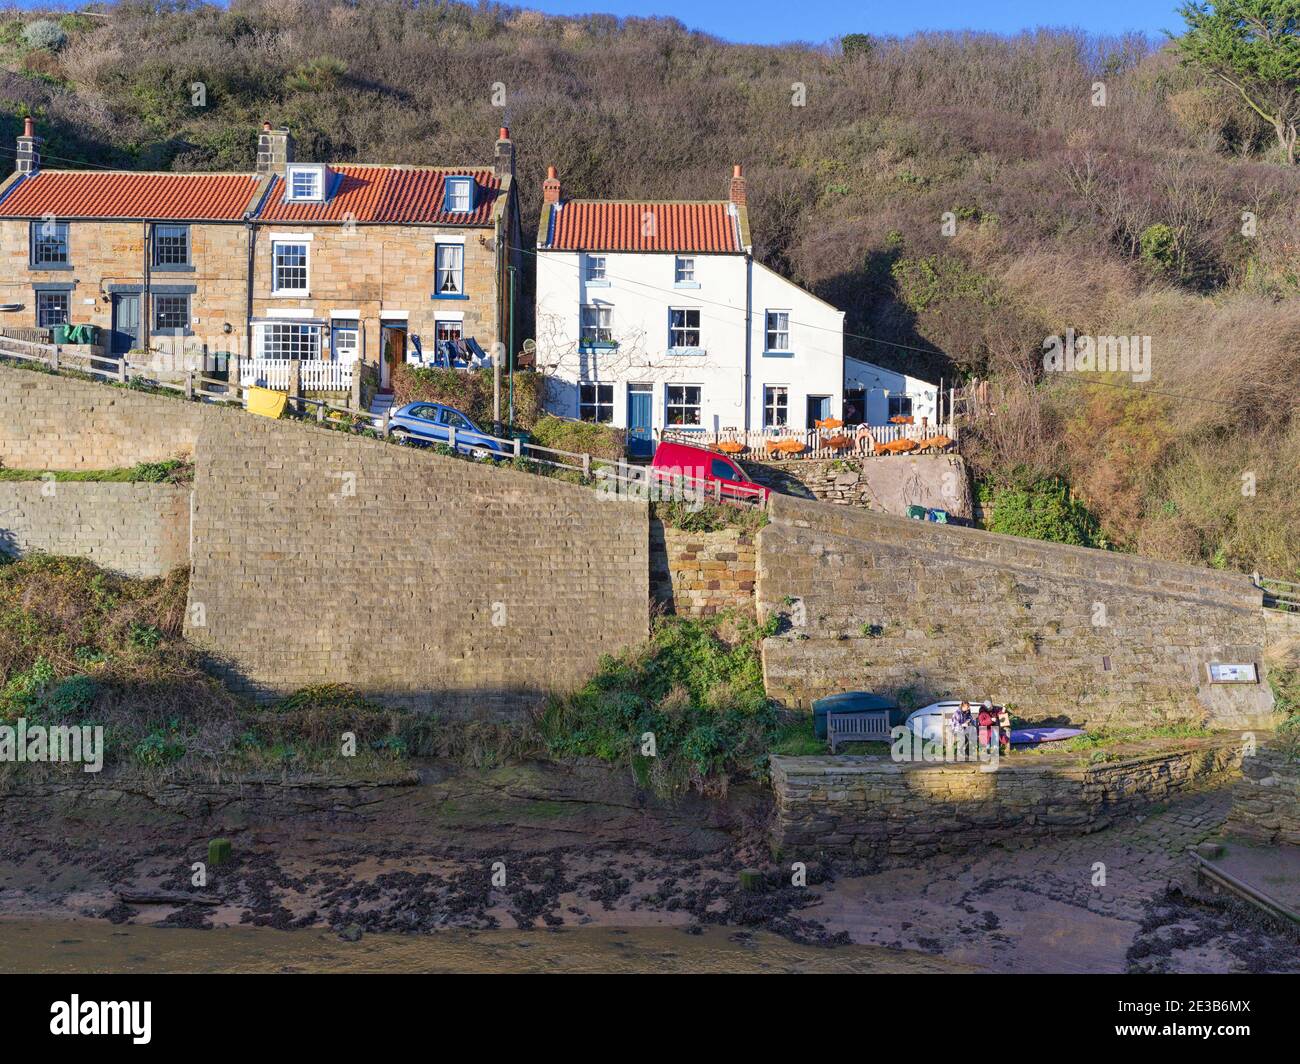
[444,176,475,213]
[285,164,327,202]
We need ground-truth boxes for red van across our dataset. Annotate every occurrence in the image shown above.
[649,441,770,504]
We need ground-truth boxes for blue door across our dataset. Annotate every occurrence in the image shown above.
[806,394,831,428]
[627,385,654,458]
[110,293,140,355]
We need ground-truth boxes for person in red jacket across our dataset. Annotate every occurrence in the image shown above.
[997,705,1013,755]
[977,701,995,755]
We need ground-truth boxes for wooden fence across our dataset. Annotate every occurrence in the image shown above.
[0,336,763,510]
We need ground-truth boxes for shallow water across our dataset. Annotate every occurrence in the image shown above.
[1,919,971,974]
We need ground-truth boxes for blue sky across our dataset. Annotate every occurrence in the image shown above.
[521,0,1188,44]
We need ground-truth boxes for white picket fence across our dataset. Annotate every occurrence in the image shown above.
[662,421,960,459]
[239,358,354,391]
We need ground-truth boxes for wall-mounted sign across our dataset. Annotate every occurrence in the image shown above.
[1206,662,1258,684]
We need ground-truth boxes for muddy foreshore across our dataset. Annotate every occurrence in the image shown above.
[2,758,1296,974]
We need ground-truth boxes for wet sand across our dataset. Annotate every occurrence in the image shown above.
[0,919,972,974]
[2,760,1296,974]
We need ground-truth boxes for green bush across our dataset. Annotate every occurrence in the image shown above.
[530,415,626,460]
[20,20,67,52]
[1140,223,1178,273]
[537,612,783,794]
[391,364,543,430]
[980,477,1102,548]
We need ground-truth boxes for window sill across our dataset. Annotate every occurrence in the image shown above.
[271,290,311,298]
[431,292,470,300]
[762,349,794,358]
[152,328,194,337]
[584,279,611,288]
[580,340,619,352]
[29,263,72,271]
[151,263,195,273]
[673,281,700,289]
[666,346,705,356]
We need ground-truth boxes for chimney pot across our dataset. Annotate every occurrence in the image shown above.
[498,127,510,141]
[256,125,294,176]
[494,127,515,179]
[16,117,42,176]
[728,163,747,207]
[543,166,561,205]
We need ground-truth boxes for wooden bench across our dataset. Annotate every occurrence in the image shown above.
[828,710,892,753]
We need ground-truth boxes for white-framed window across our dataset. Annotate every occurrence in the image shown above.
[765,310,790,351]
[30,221,69,267]
[764,385,788,428]
[579,382,614,423]
[285,164,325,202]
[888,395,914,418]
[580,304,613,344]
[152,293,190,332]
[435,243,464,295]
[35,290,69,327]
[585,254,607,281]
[669,308,700,349]
[445,176,473,212]
[272,241,309,294]
[675,256,695,283]
[435,319,463,343]
[256,322,322,360]
[666,384,702,427]
[153,225,190,267]
[332,320,360,364]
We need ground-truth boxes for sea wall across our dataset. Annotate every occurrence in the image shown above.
[1223,748,1300,846]
[771,740,1243,861]
[757,495,1276,730]
[650,520,757,618]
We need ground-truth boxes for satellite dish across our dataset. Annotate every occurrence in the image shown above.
[522,338,536,354]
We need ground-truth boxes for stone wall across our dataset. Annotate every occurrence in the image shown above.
[185,408,649,718]
[649,520,757,618]
[757,495,1276,730]
[771,740,1243,861]
[1223,748,1300,846]
[0,480,189,578]
[744,453,973,519]
[0,364,204,470]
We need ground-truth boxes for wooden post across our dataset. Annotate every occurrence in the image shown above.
[513,436,522,459]
[185,370,194,400]
[350,365,362,411]
[381,409,390,437]
[289,359,302,414]
[582,453,591,478]
[317,402,325,423]
[448,426,457,451]
[230,354,242,401]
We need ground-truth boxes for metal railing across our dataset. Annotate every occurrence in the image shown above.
[1254,573,1300,612]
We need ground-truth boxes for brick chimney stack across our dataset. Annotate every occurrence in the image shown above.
[256,122,294,175]
[728,164,747,207]
[16,117,42,176]
[494,126,514,179]
[543,165,561,205]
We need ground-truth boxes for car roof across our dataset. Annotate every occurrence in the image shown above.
[654,440,718,460]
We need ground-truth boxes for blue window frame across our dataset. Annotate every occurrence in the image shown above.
[443,176,475,213]
[434,243,466,298]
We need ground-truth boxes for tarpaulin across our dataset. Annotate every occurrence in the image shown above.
[246,386,288,419]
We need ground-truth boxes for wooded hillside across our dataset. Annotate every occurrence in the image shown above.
[2,1,1297,575]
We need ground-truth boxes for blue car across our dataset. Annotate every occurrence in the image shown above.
[387,402,512,459]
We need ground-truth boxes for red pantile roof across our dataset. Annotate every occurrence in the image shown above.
[544,200,742,253]
[257,165,501,225]
[0,170,262,220]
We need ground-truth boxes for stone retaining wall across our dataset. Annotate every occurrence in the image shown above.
[758,495,1276,730]
[650,520,756,618]
[1223,748,1300,846]
[0,365,203,470]
[0,481,190,578]
[771,740,1243,861]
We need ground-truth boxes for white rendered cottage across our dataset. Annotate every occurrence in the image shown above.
[533,165,849,456]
